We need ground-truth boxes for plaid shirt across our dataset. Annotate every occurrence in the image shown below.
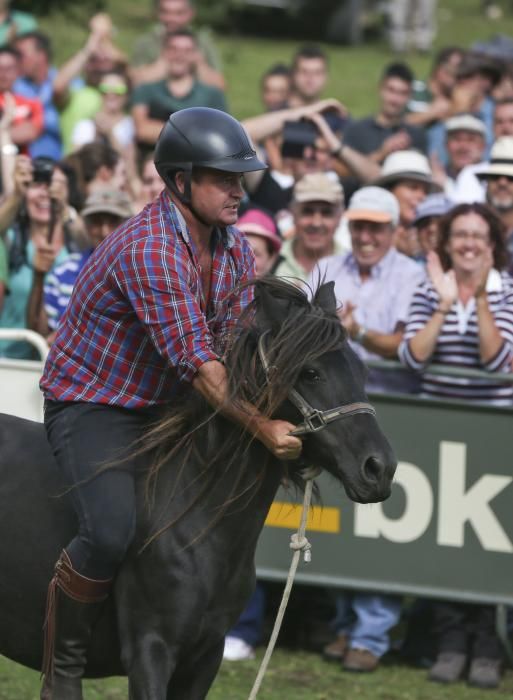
[41,191,255,408]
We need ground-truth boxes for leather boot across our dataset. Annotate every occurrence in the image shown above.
[40,550,112,700]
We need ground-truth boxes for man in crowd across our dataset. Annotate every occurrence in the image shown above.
[0,45,43,155]
[288,44,329,107]
[273,171,344,281]
[13,31,63,160]
[130,0,224,90]
[343,62,427,164]
[131,29,227,158]
[475,136,513,272]
[315,186,424,672]
[431,114,486,199]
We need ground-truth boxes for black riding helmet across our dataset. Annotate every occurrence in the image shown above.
[154,107,267,195]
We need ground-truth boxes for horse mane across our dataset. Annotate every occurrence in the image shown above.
[140,277,346,548]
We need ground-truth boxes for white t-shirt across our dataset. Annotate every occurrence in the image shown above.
[70,115,135,149]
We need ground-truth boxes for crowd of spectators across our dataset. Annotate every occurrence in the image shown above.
[0,0,512,692]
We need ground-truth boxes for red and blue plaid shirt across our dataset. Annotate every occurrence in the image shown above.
[41,191,255,408]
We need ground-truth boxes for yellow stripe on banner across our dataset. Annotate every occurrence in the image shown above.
[265,502,340,533]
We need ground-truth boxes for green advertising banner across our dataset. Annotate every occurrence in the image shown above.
[256,393,513,605]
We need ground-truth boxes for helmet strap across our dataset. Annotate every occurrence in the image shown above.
[170,169,213,228]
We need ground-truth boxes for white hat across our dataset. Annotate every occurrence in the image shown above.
[445,113,487,137]
[373,150,440,192]
[475,137,513,179]
[345,186,400,227]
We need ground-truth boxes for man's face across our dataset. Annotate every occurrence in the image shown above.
[284,136,333,181]
[433,53,462,97]
[494,103,513,137]
[190,168,244,227]
[0,52,18,92]
[86,213,124,248]
[379,77,411,120]
[262,74,290,111]
[349,219,394,270]
[14,38,42,80]
[163,35,197,79]
[446,130,485,173]
[293,200,341,255]
[485,174,513,212]
[390,179,430,225]
[292,58,327,102]
[158,0,194,32]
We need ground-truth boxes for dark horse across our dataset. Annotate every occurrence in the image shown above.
[0,278,396,699]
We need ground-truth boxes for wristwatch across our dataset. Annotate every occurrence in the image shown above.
[354,325,367,344]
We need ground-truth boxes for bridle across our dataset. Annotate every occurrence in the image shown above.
[257,332,376,437]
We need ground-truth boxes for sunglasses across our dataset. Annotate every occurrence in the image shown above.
[99,83,128,96]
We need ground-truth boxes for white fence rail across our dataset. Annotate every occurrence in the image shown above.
[0,329,49,422]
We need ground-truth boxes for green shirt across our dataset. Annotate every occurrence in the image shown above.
[0,10,37,46]
[60,86,102,155]
[131,79,228,125]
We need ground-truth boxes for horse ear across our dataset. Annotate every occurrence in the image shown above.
[255,283,290,325]
[314,281,337,315]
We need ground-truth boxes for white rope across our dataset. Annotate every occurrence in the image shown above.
[247,467,320,700]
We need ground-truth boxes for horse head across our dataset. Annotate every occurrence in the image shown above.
[226,277,397,504]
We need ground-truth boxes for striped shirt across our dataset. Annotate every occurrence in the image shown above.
[40,191,255,408]
[399,270,513,405]
[44,250,91,330]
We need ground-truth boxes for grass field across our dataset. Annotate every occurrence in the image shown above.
[2,649,513,699]
[4,1,513,698]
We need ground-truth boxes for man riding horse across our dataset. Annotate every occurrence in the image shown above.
[39,107,303,700]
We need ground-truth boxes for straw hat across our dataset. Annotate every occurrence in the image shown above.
[475,137,513,179]
[373,150,440,192]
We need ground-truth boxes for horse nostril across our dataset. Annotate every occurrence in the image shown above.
[362,456,385,484]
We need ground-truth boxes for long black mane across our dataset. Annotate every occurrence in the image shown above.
[140,277,346,546]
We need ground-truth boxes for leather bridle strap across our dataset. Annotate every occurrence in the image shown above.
[257,332,376,437]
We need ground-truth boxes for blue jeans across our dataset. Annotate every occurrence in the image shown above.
[44,400,163,579]
[333,592,403,658]
[228,583,266,647]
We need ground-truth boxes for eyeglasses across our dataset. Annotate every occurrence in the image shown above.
[99,83,128,96]
[450,230,490,243]
[298,204,337,217]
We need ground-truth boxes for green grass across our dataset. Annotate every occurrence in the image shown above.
[2,650,513,699]
[37,0,513,120]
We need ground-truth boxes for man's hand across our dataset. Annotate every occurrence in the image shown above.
[251,417,303,461]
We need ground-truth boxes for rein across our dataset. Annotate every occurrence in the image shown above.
[257,331,376,436]
[247,330,376,699]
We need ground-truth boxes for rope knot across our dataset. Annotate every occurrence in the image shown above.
[289,533,312,563]
[299,465,322,481]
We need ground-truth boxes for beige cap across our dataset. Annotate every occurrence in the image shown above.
[81,188,133,220]
[445,113,486,137]
[345,186,400,226]
[293,172,344,205]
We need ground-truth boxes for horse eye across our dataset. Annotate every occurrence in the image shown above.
[301,367,321,382]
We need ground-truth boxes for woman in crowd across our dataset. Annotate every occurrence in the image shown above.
[0,154,84,358]
[399,202,513,688]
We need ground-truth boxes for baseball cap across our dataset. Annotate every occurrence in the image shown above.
[413,193,454,226]
[345,186,400,226]
[237,208,282,253]
[81,188,133,220]
[445,113,486,137]
[293,172,344,205]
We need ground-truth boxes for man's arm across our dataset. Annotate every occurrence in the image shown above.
[131,103,165,146]
[193,359,302,460]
